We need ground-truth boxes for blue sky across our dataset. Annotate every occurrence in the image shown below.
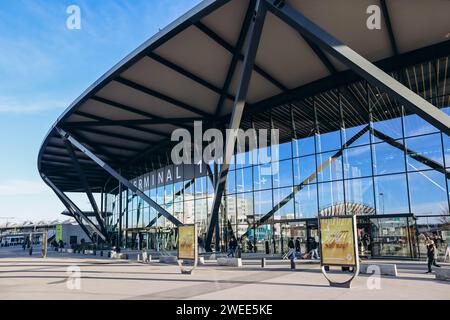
[0,0,200,223]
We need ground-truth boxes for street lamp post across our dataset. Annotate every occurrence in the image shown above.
[379,193,385,215]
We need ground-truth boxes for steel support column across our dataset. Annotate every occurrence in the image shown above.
[265,0,450,135]
[52,189,95,243]
[205,0,267,252]
[62,138,108,240]
[41,174,106,241]
[55,128,183,227]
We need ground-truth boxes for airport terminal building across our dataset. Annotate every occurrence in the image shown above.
[38,0,450,259]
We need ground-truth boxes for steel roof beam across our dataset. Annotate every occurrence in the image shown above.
[215,0,257,117]
[147,52,235,101]
[380,0,398,56]
[115,77,212,118]
[63,117,202,128]
[252,40,450,116]
[90,97,160,120]
[194,21,288,92]
[59,129,127,164]
[266,0,450,135]
[72,126,153,146]
[300,33,370,122]
[71,111,169,139]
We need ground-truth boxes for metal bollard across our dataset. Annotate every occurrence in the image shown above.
[261,258,266,268]
[290,259,296,270]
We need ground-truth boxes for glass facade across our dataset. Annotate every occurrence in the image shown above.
[104,74,450,259]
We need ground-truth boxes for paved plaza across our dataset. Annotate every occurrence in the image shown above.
[0,247,449,300]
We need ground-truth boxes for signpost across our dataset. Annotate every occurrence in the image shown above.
[319,215,359,288]
[55,224,63,243]
[177,224,198,274]
[41,231,48,258]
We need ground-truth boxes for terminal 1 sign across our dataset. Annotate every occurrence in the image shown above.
[130,163,209,191]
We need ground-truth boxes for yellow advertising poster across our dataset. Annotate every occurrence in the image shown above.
[178,225,196,260]
[55,224,63,243]
[320,217,356,266]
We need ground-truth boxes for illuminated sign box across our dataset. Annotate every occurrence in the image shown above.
[178,224,197,261]
[319,216,357,267]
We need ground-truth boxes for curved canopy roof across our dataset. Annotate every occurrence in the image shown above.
[38,0,450,193]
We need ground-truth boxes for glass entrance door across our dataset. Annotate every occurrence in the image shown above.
[369,216,416,258]
[273,220,316,256]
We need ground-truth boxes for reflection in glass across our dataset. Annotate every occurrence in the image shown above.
[236,167,253,193]
[184,200,194,224]
[374,174,409,214]
[443,134,450,167]
[343,124,370,147]
[236,192,253,224]
[372,117,403,141]
[372,141,405,175]
[316,152,343,182]
[173,182,184,203]
[345,178,375,213]
[195,199,207,235]
[273,187,295,219]
[254,190,273,218]
[235,150,253,169]
[294,135,315,157]
[254,164,272,191]
[165,183,173,204]
[195,176,207,199]
[275,141,292,161]
[225,195,237,225]
[405,133,444,171]
[272,160,293,189]
[344,145,372,179]
[404,113,439,137]
[316,130,341,153]
[408,171,448,216]
[294,184,318,218]
[293,155,316,185]
[318,181,344,211]
[226,170,236,194]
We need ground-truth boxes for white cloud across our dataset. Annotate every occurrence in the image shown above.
[0,179,51,197]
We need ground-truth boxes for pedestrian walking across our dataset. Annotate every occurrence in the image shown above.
[227,236,237,258]
[309,237,319,260]
[295,237,301,258]
[287,237,296,260]
[425,236,441,273]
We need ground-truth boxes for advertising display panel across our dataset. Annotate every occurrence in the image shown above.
[319,216,358,267]
[178,224,197,261]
